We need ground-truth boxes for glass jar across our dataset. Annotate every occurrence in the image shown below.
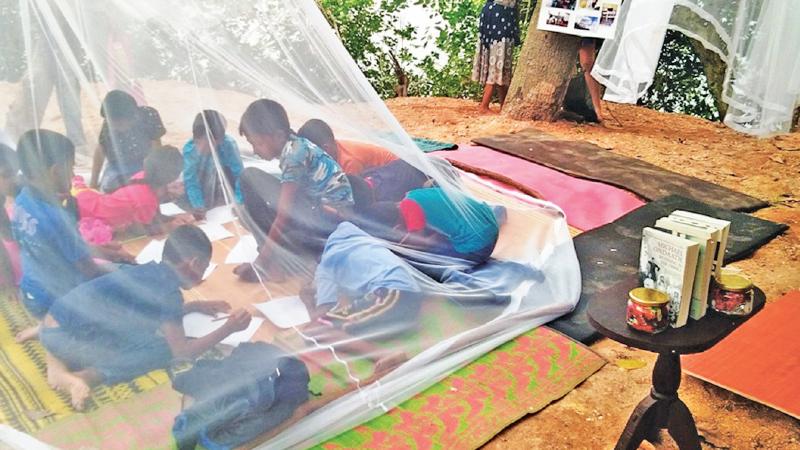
[712,273,754,316]
[627,288,670,334]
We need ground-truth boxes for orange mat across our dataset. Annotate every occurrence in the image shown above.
[682,291,800,419]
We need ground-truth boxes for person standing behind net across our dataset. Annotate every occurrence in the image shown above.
[472,0,521,113]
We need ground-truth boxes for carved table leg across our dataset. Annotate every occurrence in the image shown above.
[615,352,701,450]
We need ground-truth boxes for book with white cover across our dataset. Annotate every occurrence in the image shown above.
[669,210,730,279]
[655,217,717,320]
[639,227,700,328]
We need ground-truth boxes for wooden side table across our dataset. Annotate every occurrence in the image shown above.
[588,277,765,450]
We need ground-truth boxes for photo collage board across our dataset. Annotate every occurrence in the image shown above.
[537,0,622,40]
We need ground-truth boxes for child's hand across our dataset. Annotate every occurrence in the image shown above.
[222,309,252,333]
[191,300,232,315]
[166,180,185,200]
[168,214,195,230]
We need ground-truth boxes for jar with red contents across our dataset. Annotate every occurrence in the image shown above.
[626,288,670,334]
[711,273,754,316]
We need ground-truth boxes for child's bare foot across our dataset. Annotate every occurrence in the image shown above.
[47,367,92,411]
[68,378,91,411]
[373,351,407,376]
[15,324,40,343]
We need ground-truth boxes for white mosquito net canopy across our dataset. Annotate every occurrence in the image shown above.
[593,0,800,137]
[0,0,580,448]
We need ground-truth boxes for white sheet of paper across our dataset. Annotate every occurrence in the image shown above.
[224,235,259,264]
[198,222,235,242]
[254,296,311,329]
[202,263,218,281]
[182,313,264,347]
[205,204,236,225]
[135,239,165,264]
[242,156,281,175]
[159,202,186,216]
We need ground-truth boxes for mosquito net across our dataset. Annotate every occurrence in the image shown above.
[0,1,580,448]
[593,0,800,137]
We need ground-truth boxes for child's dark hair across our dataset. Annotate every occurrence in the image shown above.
[239,99,291,136]
[0,144,18,174]
[100,90,138,120]
[162,224,212,266]
[144,146,183,188]
[193,110,226,141]
[16,129,75,180]
[297,119,335,151]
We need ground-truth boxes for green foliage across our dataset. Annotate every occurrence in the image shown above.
[640,30,720,121]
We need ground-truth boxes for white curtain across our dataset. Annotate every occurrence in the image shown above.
[593,0,800,137]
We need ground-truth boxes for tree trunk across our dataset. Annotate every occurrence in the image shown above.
[503,1,580,121]
[688,38,728,119]
[793,107,799,132]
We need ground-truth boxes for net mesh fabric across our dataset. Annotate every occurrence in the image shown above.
[0,1,579,448]
[592,0,800,137]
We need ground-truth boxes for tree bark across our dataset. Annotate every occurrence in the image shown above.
[503,0,580,121]
[688,38,728,119]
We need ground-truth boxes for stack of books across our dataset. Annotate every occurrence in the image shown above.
[639,211,730,328]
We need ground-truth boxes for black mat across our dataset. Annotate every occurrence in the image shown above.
[548,195,789,343]
[473,129,768,212]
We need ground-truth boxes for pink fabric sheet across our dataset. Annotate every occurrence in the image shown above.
[438,145,645,231]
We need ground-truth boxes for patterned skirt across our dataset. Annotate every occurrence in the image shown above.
[472,39,516,86]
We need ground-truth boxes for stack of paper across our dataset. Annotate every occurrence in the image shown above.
[254,296,311,328]
[224,235,259,264]
[182,312,264,347]
[135,239,166,264]
[198,222,235,242]
[159,202,186,216]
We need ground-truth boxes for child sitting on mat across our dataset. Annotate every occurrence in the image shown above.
[90,90,166,192]
[183,110,244,214]
[235,99,354,282]
[361,187,500,276]
[41,225,252,410]
[75,146,193,242]
[297,118,397,175]
[0,144,21,288]
[12,130,111,341]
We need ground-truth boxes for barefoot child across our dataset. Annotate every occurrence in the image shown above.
[183,110,244,214]
[75,145,193,239]
[300,222,421,373]
[90,90,166,192]
[12,130,110,341]
[235,99,354,282]
[41,225,252,410]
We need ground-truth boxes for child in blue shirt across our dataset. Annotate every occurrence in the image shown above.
[182,110,244,213]
[41,225,251,410]
[12,130,109,341]
[235,99,354,282]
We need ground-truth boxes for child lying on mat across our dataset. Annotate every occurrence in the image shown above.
[75,145,194,243]
[90,90,166,192]
[300,222,421,374]
[183,110,244,214]
[235,99,354,282]
[41,225,252,410]
[12,130,113,342]
[297,118,397,175]
[360,187,500,274]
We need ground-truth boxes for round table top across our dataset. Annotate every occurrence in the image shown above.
[587,277,765,354]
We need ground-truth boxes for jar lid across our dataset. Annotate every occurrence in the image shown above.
[629,288,669,306]
[717,273,753,292]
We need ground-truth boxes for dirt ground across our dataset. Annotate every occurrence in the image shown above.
[387,97,800,450]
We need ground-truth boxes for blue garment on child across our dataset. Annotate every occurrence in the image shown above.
[12,187,92,317]
[315,222,420,306]
[279,135,353,208]
[49,262,184,337]
[406,187,499,254]
[183,135,244,209]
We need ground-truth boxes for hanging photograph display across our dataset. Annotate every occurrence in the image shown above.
[537,0,621,39]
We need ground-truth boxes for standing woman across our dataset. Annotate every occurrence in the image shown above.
[472,1,521,113]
